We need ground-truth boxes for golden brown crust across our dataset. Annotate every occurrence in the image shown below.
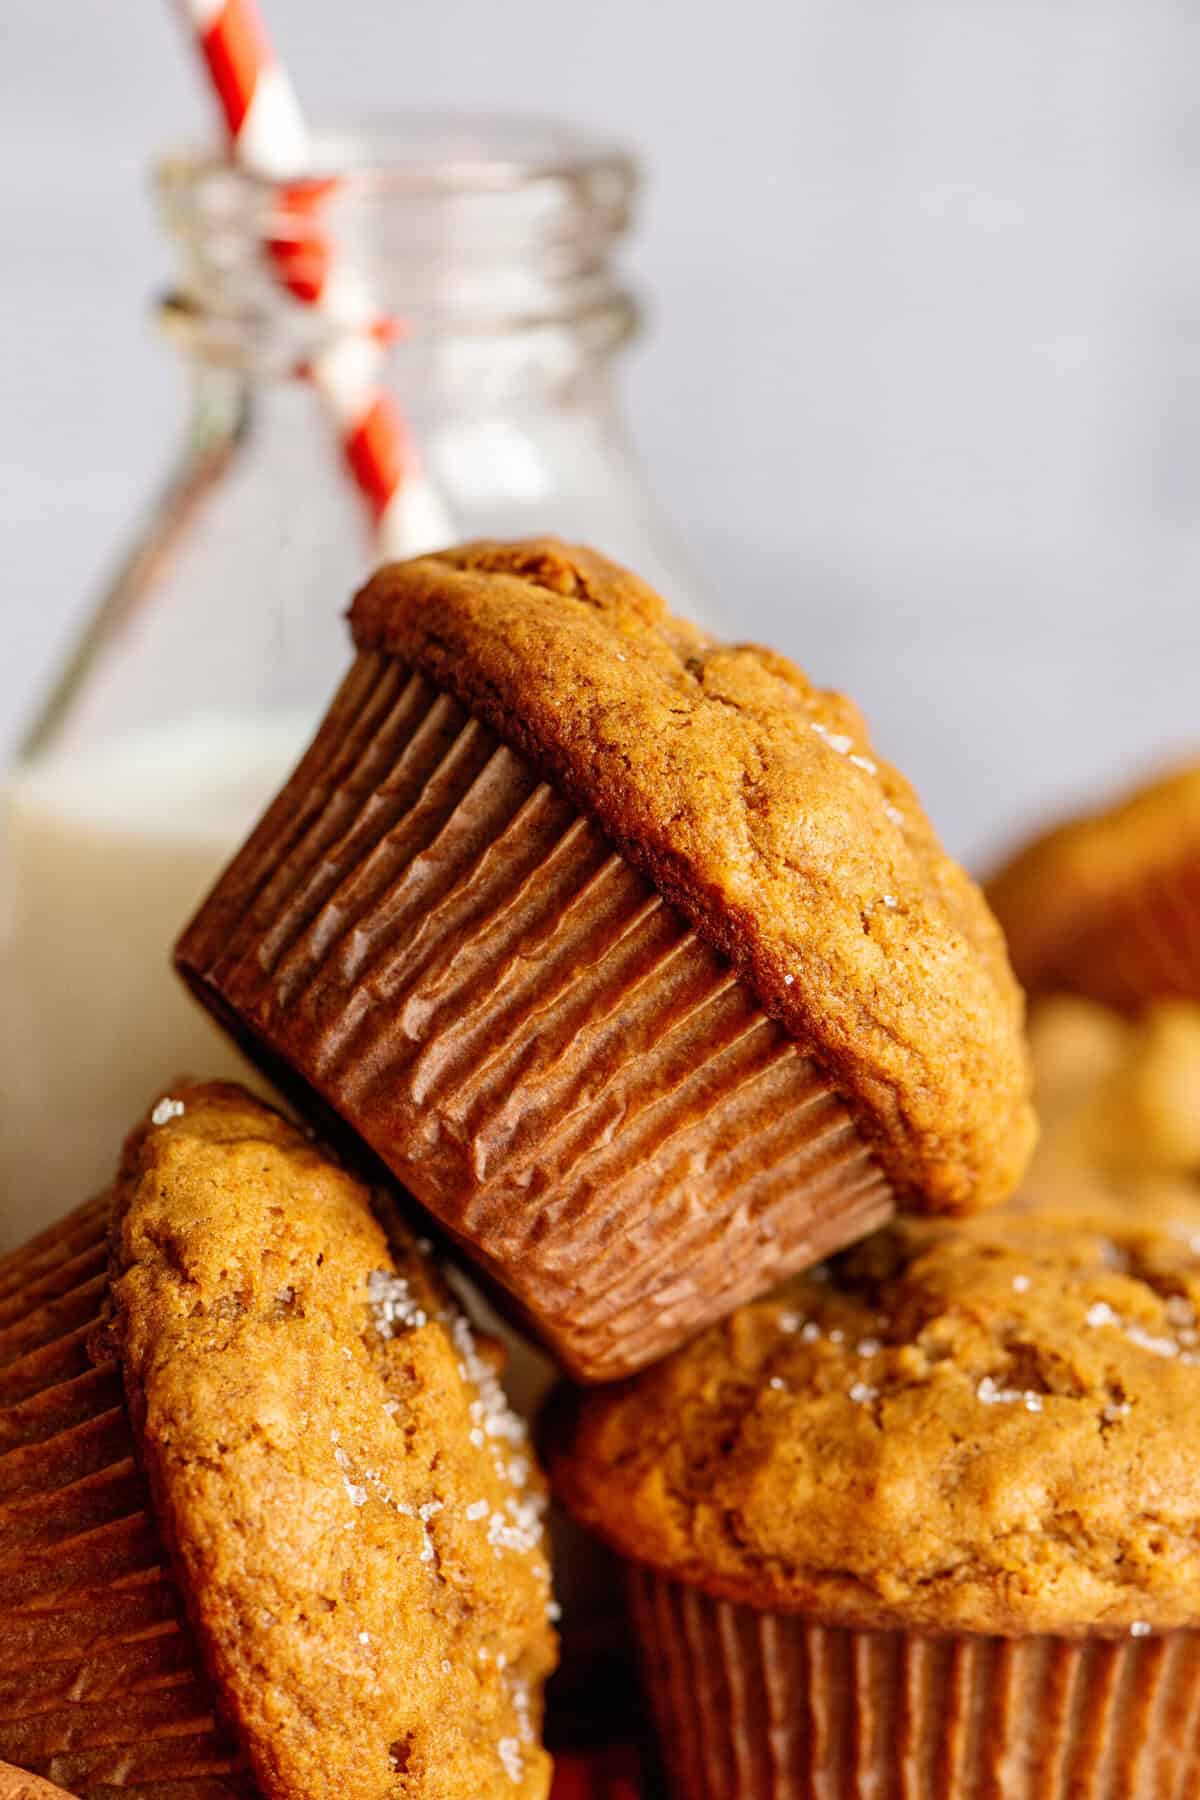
[350,539,1033,1214]
[548,1198,1200,1637]
[108,1083,555,1800]
[987,758,1200,1004]
[0,1765,75,1800]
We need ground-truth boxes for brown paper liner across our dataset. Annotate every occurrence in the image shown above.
[0,1202,255,1799]
[177,654,894,1382]
[1041,851,1200,1014]
[627,1568,1200,1800]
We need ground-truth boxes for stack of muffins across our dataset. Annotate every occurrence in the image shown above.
[5,538,1200,1798]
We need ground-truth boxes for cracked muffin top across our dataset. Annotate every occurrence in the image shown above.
[107,1082,556,1800]
[546,1196,1200,1636]
[350,538,1033,1214]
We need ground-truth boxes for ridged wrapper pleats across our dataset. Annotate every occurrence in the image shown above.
[177,656,893,1382]
[628,1568,1200,1800]
[0,1202,254,1799]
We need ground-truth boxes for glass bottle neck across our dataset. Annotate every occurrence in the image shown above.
[14,114,714,773]
[161,289,638,410]
[156,113,641,397]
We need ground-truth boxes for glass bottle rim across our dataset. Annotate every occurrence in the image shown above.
[155,109,641,371]
[157,109,639,200]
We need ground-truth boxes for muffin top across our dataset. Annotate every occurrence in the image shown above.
[106,1083,555,1800]
[548,1197,1200,1636]
[987,757,1200,1002]
[351,538,1033,1214]
[0,1765,75,1800]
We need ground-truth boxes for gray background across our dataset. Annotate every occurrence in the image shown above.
[4,0,1199,867]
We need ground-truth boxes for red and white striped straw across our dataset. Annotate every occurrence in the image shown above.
[173,0,452,556]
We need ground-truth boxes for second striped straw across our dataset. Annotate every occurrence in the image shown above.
[174,0,454,557]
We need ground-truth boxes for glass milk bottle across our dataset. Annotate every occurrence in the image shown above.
[0,114,708,1247]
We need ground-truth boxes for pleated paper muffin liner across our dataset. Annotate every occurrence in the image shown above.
[177,654,894,1382]
[0,1200,254,1800]
[627,1568,1200,1800]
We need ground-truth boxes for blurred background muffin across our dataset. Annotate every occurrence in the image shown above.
[989,759,1200,1015]
[1018,996,1200,1216]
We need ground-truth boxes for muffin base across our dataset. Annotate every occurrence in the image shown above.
[0,1200,253,1798]
[627,1568,1200,1800]
[176,654,894,1382]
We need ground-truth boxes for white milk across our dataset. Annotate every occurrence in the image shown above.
[0,713,310,1248]
[0,713,619,1635]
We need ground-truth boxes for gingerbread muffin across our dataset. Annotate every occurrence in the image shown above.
[548,1198,1200,1798]
[988,756,1200,1011]
[0,1083,555,1799]
[0,1766,73,1800]
[176,539,1033,1382]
